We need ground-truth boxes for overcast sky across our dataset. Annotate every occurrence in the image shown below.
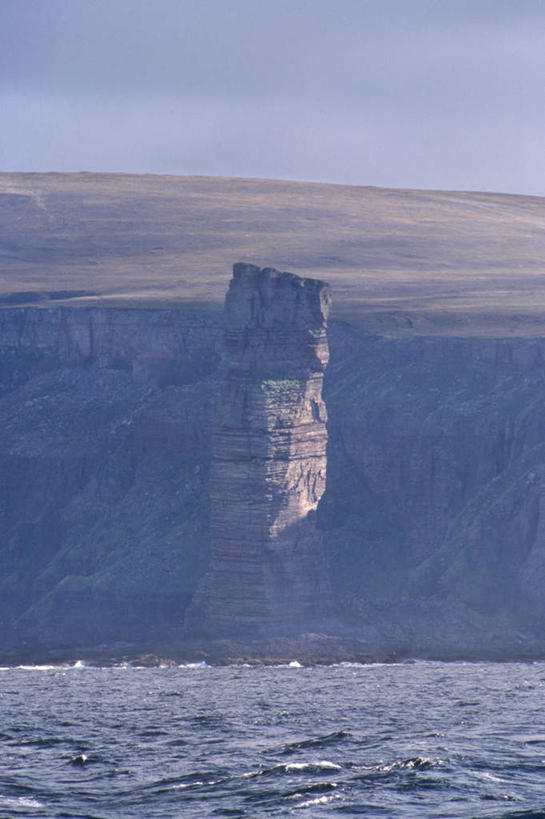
[1,0,544,194]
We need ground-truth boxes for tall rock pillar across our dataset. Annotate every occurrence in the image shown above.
[187,263,333,635]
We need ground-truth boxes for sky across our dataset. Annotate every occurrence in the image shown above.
[1,0,544,195]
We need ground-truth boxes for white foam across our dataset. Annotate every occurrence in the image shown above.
[0,796,43,809]
[288,660,302,668]
[284,760,341,772]
[173,781,205,789]
[296,794,337,808]
[378,757,435,773]
[477,771,506,783]
[179,661,209,669]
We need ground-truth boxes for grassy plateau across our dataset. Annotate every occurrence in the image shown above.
[1,172,544,336]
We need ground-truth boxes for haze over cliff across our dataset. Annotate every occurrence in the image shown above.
[2,173,545,663]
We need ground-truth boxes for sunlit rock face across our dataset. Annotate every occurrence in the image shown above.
[187,263,333,635]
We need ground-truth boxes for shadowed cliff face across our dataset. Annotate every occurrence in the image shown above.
[186,264,333,635]
[4,298,545,658]
[0,307,222,652]
[320,328,545,653]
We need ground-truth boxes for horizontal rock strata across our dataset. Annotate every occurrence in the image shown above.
[187,263,333,635]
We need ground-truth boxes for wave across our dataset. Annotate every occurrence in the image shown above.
[282,760,342,773]
[68,753,88,766]
[17,737,76,749]
[376,757,436,773]
[226,760,343,782]
[286,782,338,797]
[14,660,91,671]
[0,796,44,811]
[295,793,339,808]
[281,730,350,754]
[178,661,209,669]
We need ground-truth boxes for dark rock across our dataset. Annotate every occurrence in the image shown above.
[4,283,545,660]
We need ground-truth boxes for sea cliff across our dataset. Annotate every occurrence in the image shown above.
[3,288,545,661]
[187,264,332,635]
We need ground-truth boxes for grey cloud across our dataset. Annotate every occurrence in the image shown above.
[0,0,544,194]
[2,0,543,98]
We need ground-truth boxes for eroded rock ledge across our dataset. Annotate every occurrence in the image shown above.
[186,263,333,635]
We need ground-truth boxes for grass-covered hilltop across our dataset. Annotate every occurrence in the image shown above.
[2,172,545,665]
[1,172,545,335]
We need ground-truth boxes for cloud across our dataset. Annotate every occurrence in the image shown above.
[1,0,544,194]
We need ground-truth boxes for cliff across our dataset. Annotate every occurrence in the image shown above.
[321,329,545,656]
[3,293,545,660]
[0,306,221,654]
[2,173,545,662]
[186,264,332,635]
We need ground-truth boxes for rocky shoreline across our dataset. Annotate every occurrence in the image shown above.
[4,626,545,668]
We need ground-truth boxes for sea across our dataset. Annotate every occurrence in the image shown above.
[1,661,545,818]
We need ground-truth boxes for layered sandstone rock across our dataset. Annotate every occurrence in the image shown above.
[187,263,333,635]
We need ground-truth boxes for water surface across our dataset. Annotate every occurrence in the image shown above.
[1,661,545,817]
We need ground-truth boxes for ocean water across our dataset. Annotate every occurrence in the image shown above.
[1,661,545,818]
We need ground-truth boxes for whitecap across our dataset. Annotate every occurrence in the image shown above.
[288,660,302,668]
[378,757,435,773]
[0,796,43,809]
[240,770,261,779]
[284,760,341,772]
[179,661,209,669]
[296,794,338,808]
[173,780,205,789]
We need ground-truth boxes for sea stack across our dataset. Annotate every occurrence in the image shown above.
[187,263,333,635]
